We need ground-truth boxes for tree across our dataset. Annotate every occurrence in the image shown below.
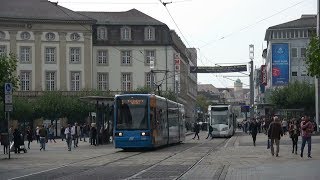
[0,53,19,132]
[267,81,315,115]
[0,53,19,99]
[306,35,320,77]
[196,95,209,114]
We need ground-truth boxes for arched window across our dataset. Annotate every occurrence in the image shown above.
[97,27,108,40]
[121,26,131,40]
[144,26,155,41]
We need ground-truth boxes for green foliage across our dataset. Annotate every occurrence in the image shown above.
[196,95,209,114]
[0,53,19,99]
[306,35,320,77]
[64,96,94,124]
[162,91,177,102]
[135,86,152,94]
[267,81,315,114]
[11,97,35,122]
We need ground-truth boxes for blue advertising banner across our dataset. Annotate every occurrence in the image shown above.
[272,43,289,86]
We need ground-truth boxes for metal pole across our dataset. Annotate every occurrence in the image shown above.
[8,112,10,159]
[249,45,255,120]
[316,0,320,132]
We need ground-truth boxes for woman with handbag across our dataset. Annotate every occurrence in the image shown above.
[289,118,300,154]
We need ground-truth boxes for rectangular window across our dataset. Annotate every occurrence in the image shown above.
[70,71,81,91]
[20,71,31,91]
[45,47,56,63]
[121,27,131,40]
[70,47,81,63]
[121,73,132,91]
[145,50,155,65]
[291,48,297,58]
[301,48,306,58]
[292,72,297,76]
[45,71,56,91]
[97,73,109,91]
[97,50,108,65]
[145,72,155,88]
[0,45,6,57]
[20,46,31,63]
[121,50,131,65]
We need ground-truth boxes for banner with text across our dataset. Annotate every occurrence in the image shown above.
[272,43,289,86]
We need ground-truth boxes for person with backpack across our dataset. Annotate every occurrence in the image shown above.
[206,125,213,139]
[300,116,314,158]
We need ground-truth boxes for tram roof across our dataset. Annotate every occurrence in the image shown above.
[79,96,114,105]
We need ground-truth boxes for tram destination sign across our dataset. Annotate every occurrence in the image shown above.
[190,65,247,73]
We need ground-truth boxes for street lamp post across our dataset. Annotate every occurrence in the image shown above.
[249,45,254,120]
[150,57,155,94]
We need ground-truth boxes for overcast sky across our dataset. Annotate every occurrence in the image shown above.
[58,0,317,88]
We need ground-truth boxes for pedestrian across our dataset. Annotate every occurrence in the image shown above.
[26,127,33,149]
[192,122,200,140]
[282,119,288,135]
[39,125,48,151]
[206,124,213,139]
[36,126,40,143]
[48,125,56,143]
[249,118,259,146]
[72,123,80,148]
[289,118,300,155]
[300,116,314,158]
[268,116,283,157]
[13,128,22,153]
[1,132,9,154]
[61,126,65,141]
[90,123,97,146]
[64,124,73,151]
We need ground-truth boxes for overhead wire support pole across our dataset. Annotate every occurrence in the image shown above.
[249,45,255,120]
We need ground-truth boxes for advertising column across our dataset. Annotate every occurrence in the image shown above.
[271,43,289,86]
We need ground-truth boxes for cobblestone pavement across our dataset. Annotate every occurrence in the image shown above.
[180,131,320,180]
[1,131,319,180]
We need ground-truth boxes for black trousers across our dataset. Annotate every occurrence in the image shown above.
[291,134,298,152]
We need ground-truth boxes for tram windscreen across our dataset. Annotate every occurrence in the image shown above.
[116,96,148,130]
[211,107,229,125]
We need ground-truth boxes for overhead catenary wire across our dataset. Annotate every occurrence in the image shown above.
[199,0,310,48]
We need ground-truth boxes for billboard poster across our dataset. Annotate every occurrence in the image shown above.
[272,43,289,86]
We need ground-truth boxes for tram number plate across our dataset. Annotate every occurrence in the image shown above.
[129,137,134,141]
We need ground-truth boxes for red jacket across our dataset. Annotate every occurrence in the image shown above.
[300,121,314,138]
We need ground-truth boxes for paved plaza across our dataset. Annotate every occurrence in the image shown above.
[0,131,319,180]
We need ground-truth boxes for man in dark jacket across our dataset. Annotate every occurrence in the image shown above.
[268,116,283,157]
[249,119,259,146]
[192,122,200,140]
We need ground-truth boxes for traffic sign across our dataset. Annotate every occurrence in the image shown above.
[5,95,12,104]
[5,104,13,112]
[5,83,12,94]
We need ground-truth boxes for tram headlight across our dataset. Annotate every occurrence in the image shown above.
[115,132,123,136]
[141,132,150,136]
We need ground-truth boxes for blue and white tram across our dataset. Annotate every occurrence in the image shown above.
[114,94,185,149]
[208,105,236,138]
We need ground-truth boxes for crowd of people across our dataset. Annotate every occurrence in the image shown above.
[242,115,316,158]
[1,122,113,153]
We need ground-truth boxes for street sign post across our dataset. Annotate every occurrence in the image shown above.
[5,83,12,94]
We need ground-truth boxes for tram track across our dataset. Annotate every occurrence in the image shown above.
[124,138,229,180]
[9,133,228,180]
